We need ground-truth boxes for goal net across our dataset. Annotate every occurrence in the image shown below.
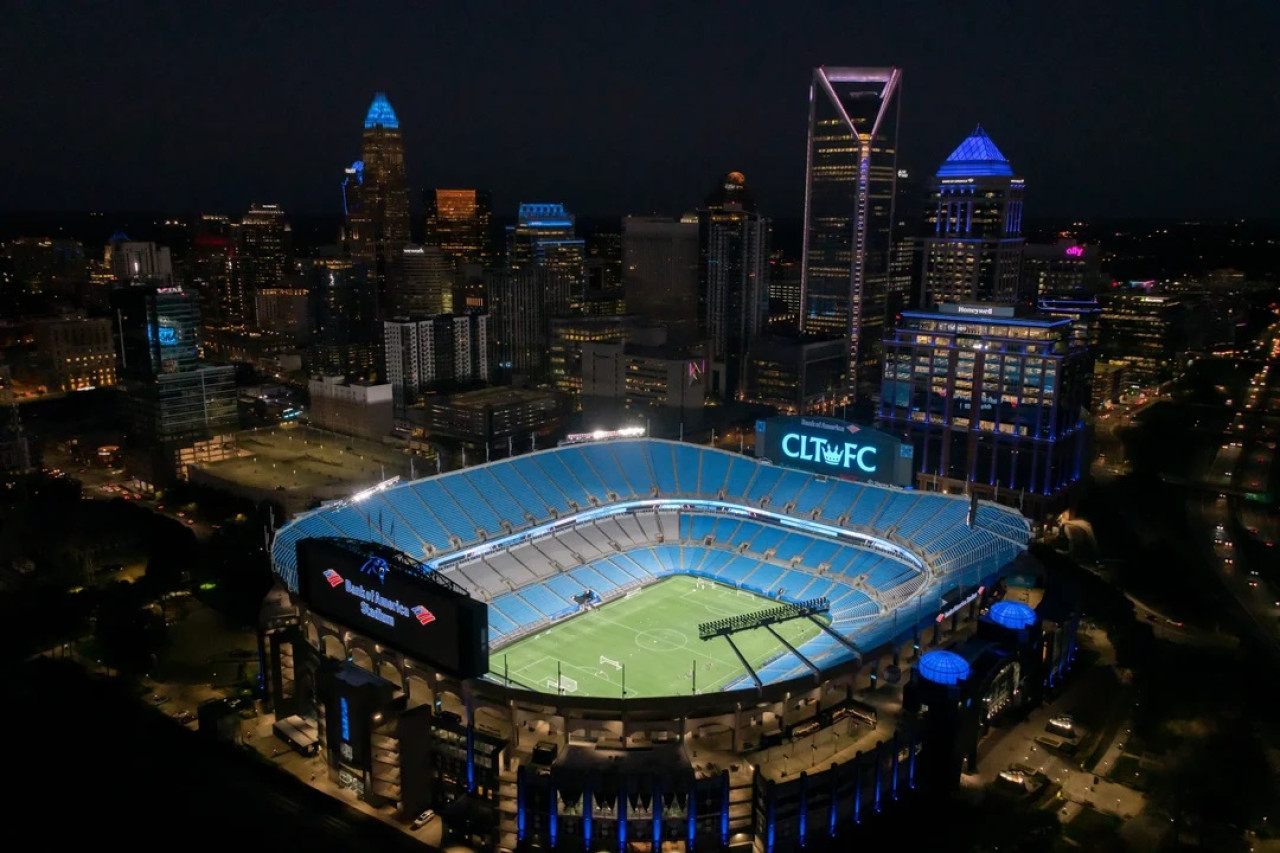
[599,655,622,670]
[546,676,579,693]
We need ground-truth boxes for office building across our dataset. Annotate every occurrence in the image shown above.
[548,314,635,404]
[423,188,491,269]
[307,376,394,441]
[345,93,412,318]
[108,237,173,285]
[580,327,708,412]
[880,302,1090,521]
[742,332,847,415]
[800,66,902,402]
[1023,239,1101,302]
[110,282,238,484]
[414,386,561,456]
[188,215,236,328]
[32,317,117,391]
[254,287,312,343]
[921,127,1026,307]
[492,204,585,385]
[232,203,292,327]
[307,258,380,380]
[622,214,700,341]
[1097,290,1186,388]
[383,312,490,406]
[390,244,453,317]
[698,171,770,401]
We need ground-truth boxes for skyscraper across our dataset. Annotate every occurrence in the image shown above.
[492,204,584,384]
[423,188,492,269]
[390,244,453,316]
[920,127,1026,307]
[110,282,238,483]
[345,92,411,318]
[232,202,291,327]
[622,214,700,341]
[800,66,902,404]
[384,312,490,406]
[697,171,770,400]
[307,258,379,379]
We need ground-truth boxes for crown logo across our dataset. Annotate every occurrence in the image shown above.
[821,444,846,466]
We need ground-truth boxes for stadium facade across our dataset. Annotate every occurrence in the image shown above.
[262,438,1072,852]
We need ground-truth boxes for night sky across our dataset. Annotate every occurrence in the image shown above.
[4,1,1277,220]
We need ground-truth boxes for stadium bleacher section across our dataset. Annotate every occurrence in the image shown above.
[271,439,1031,690]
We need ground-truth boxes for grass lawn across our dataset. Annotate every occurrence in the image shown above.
[489,575,825,698]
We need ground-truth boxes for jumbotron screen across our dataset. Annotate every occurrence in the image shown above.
[297,538,489,678]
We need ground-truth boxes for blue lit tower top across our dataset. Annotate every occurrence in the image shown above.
[364,92,400,129]
[988,600,1038,630]
[917,650,971,685]
[935,125,1014,178]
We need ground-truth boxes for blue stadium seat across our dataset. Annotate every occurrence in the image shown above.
[723,456,757,498]
[719,555,760,584]
[520,584,570,618]
[770,470,810,508]
[589,558,634,587]
[645,442,679,495]
[846,488,889,528]
[743,562,785,593]
[569,565,614,594]
[775,570,818,600]
[687,514,717,541]
[580,443,634,497]
[553,448,610,503]
[745,465,784,503]
[797,539,839,569]
[747,526,785,555]
[508,457,574,514]
[698,451,731,497]
[487,607,517,636]
[871,491,919,530]
[465,468,533,527]
[441,475,506,535]
[771,533,810,563]
[673,445,703,495]
[608,441,654,497]
[818,480,861,522]
[413,480,476,541]
[492,592,541,627]
[622,549,661,577]
[792,479,834,516]
[545,574,586,601]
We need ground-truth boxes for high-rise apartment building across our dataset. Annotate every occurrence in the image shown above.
[879,302,1089,521]
[232,203,291,327]
[390,244,453,316]
[423,189,492,269]
[384,312,490,406]
[622,214,700,341]
[189,215,236,327]
[345,93,412,318]
[920,127,1026,307]
[492,204,585,384]
[697,171,770,400]
[110,282,238,483]
[800,66,902,402]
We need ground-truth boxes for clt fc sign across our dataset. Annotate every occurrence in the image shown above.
[757,416,913,487]
[781,433,877,474]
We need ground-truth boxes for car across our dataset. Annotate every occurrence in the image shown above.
[411,810,436,829]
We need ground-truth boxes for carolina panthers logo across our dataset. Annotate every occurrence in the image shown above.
[359,556,390,584]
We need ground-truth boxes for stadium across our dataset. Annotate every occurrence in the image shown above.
[263,435,1039,852]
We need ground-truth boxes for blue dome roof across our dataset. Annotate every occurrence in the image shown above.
[364,92,399,129]
[936,125,1014,178]
[989,600,1037,630]
[917,650,971,685]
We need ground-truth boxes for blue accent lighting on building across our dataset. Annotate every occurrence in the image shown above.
[364,92,399,129]
[917,649,972,685]
[339,696,350,741]
[935,125,1014,177]
[989,600,1038,630]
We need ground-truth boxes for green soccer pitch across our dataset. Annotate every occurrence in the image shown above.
[489,575,828,698]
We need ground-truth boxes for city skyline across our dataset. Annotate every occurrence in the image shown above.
[3,2,1276,220]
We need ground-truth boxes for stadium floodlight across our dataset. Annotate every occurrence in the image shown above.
[347,476,402,504]
[560,426,647,446]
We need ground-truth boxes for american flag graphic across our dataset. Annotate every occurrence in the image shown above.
[323,569,343,588]
[412,605,436,626]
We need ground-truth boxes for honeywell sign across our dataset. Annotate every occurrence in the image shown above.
[755,416,914,487]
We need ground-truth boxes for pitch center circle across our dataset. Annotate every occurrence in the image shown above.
[635,628,687,652]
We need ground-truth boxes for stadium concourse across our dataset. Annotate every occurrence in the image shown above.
[264,437,1032,852]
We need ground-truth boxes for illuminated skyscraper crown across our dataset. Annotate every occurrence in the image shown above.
[364,92,400,129]
[935,125,1013,178]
